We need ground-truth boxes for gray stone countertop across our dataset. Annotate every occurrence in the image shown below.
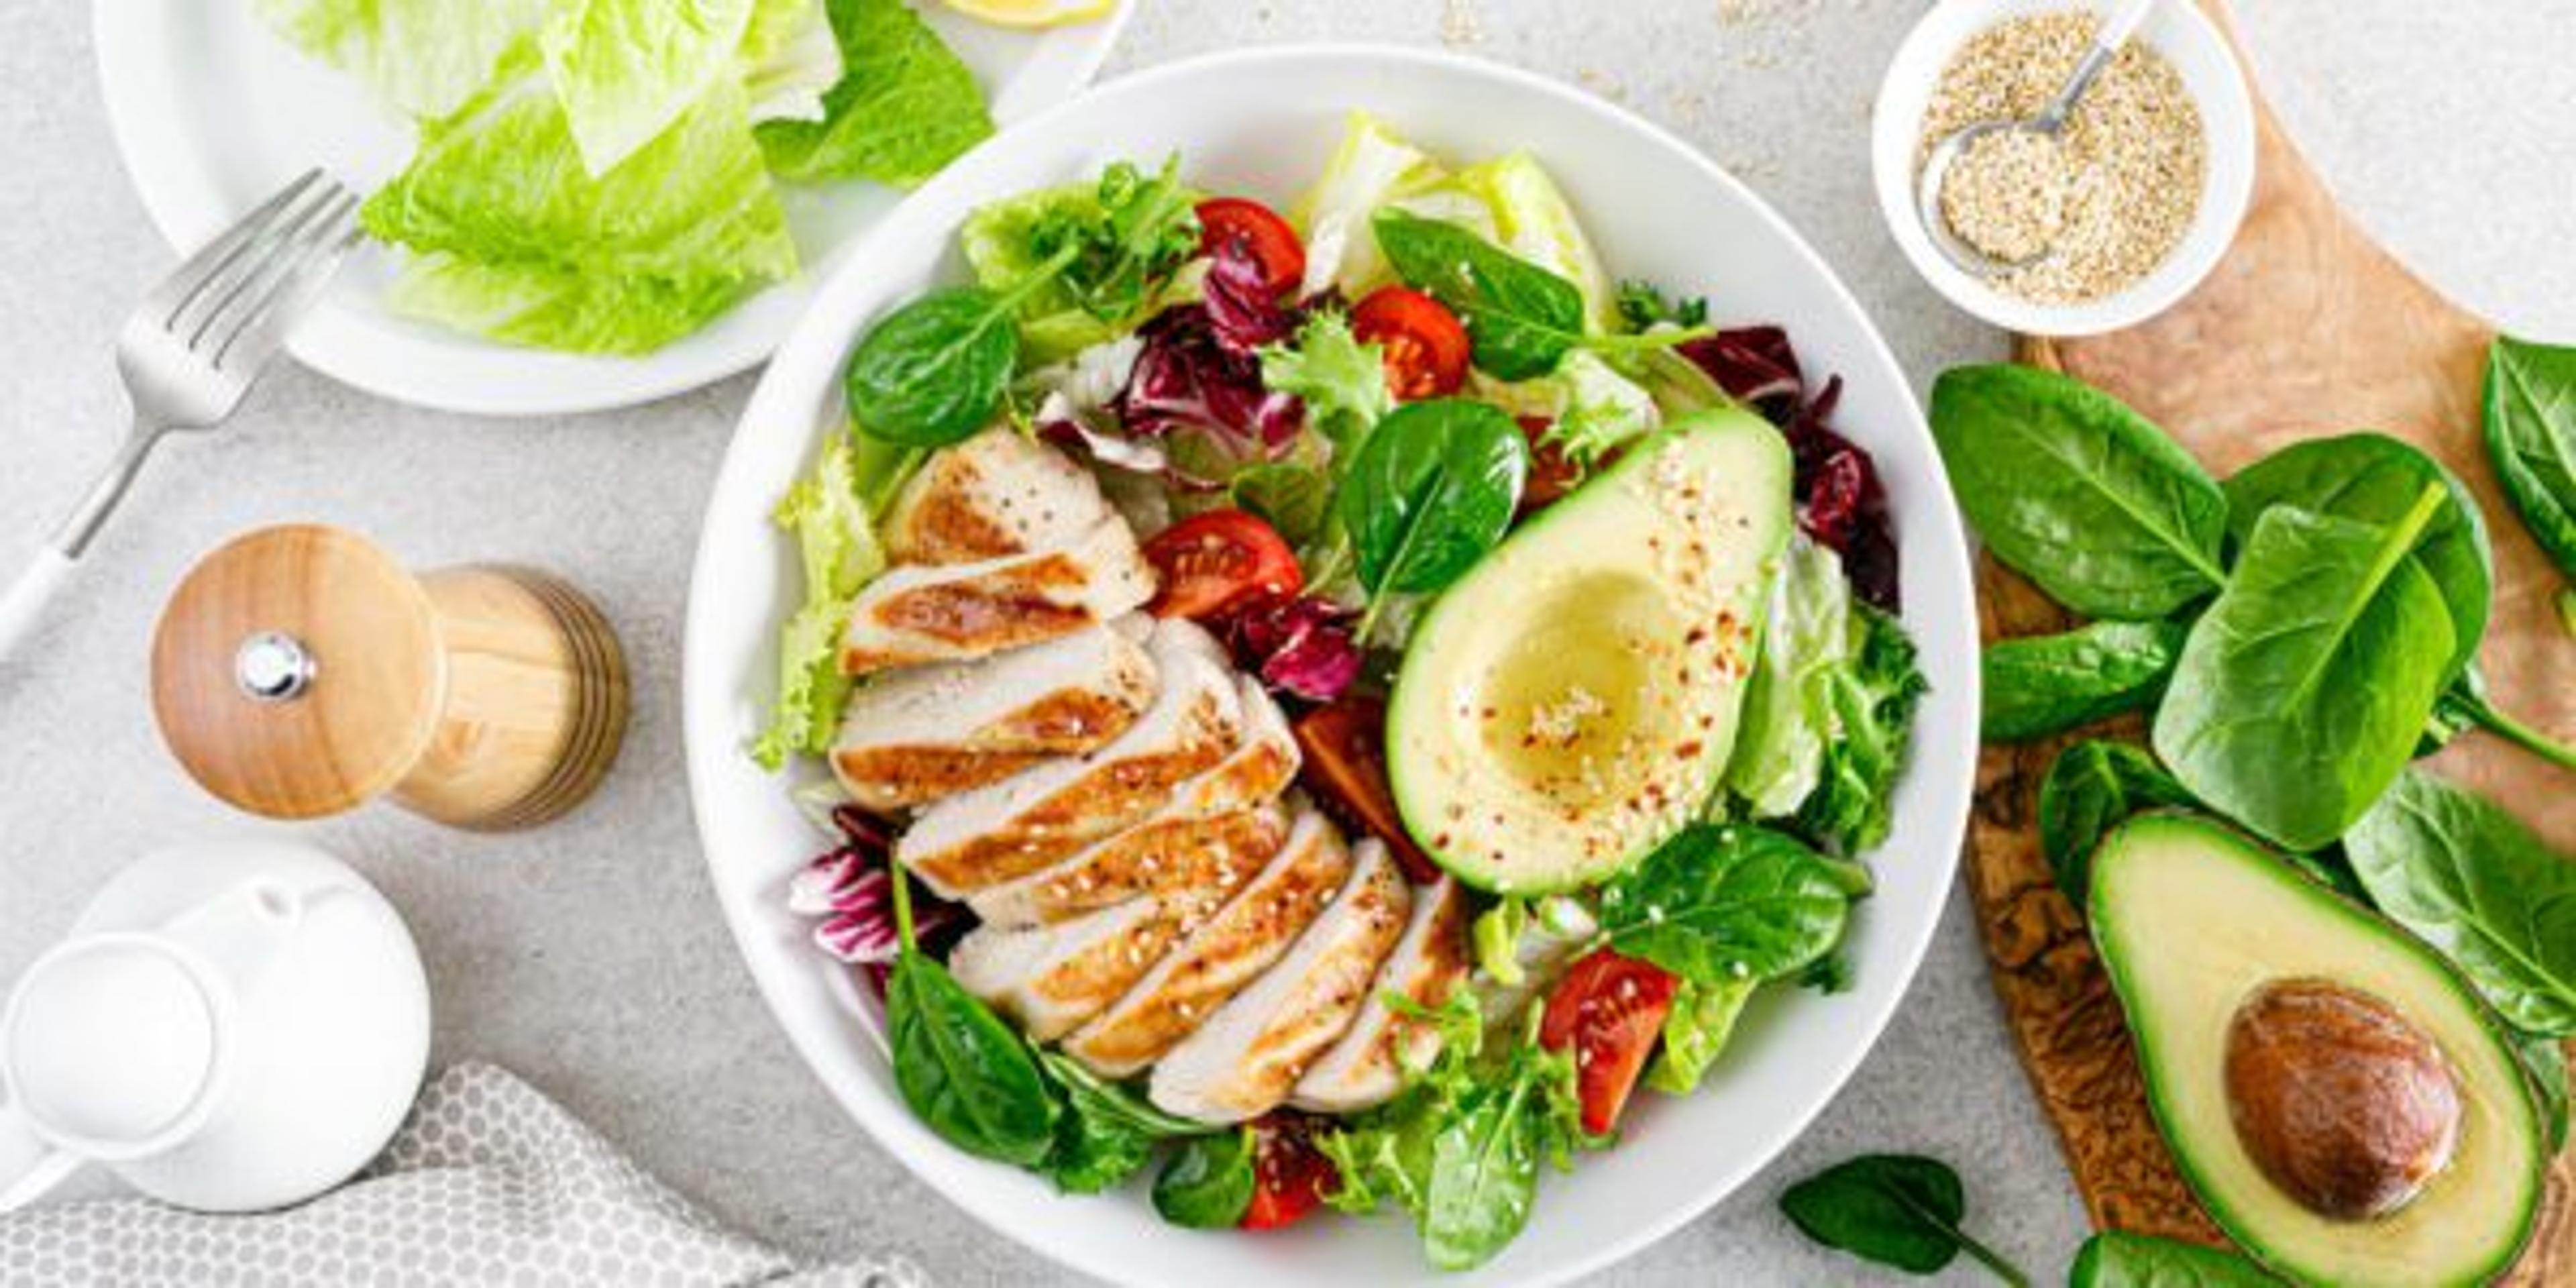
[3,0,2570,1283]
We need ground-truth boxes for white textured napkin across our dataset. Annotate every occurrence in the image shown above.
[0,1062,925,1288]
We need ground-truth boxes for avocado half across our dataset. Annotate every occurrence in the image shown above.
[1386,408,1791,894]
[2089,812,2545,1288]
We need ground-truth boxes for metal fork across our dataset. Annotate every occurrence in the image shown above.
[0,169,360,662]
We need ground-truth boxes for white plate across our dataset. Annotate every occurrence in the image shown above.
[93,1,1131,416]
[684,46,1981,1287]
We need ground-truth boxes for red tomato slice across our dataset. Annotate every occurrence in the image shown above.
[1540,950,1679,1136]
[1291,698,1442,884]
[1352,286,1471,400]
[1196,198,1306,298]
[1141,510,1303,621]
[1241,1113,1336,1230]
[1515,415,1585,514]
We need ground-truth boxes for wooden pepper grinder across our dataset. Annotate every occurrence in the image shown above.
[150,524,629,831]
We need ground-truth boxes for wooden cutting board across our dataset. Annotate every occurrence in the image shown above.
[1972,0,2576,1279]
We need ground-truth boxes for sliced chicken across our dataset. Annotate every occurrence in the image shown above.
[966,802,1289,928]
[1150,841,1411,1125]
[1062,812,1354,1079]
[883,427,1112,566]
[839,518,1155,678]
[965,681,1299,926]
[897,621,1241,896]
[1291,875,1472,1114]
[829,620,1158,812]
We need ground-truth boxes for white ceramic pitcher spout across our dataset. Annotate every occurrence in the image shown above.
[0,875,312,1212]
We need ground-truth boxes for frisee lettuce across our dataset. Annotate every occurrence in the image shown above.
[751,427,914,769]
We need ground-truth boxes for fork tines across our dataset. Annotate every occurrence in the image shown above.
[145,168,363,372]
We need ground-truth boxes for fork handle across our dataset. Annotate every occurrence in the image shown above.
[0,545,74,664]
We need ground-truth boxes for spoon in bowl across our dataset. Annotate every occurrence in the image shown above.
[1916,0,2159,277]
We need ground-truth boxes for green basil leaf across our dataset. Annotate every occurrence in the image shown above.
[1982,620,2184,743]
[2345,770,2576,1036]
[2483,335,2576,580]
[844,286,1020,447]
[1337,398,1529,595]
[1373,209,1586,380]
[2223,431,2492,682]
[1778,1154,2028,1284]
[2153,499,2457,852]
[1152,1127,1255,1228]
[2069,1230,2279,1287]
[1595,824,1853,985]
[2512,1033,2569,1153]
[884,953,1059,1165]
[2037,741,2196,903]
[1929,365,2229,620]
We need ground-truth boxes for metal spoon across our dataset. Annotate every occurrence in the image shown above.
[1916,0,2159,277]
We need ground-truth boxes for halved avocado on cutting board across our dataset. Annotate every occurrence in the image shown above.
[1387,408,1791,894]
[2089,812,2544,1288]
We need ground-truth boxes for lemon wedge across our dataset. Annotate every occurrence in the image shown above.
[936,0,1115,28]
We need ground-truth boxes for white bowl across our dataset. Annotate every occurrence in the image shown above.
[93,0,1130,416]
[684,45,1981,1287]
[1872,0,2257,337]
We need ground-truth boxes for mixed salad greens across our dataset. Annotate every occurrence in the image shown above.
[755,113,1930,1270]
[257,0,995,352]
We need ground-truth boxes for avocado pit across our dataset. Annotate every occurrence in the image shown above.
[2222,977,2461,1222]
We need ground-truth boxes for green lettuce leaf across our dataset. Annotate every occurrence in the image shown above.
[256,0,549,120]
[1645,977,1755,1095]
[1440,153,1616,331]
[1544,349,1660,465]
[742,0,844,123]
[1727,535,1854,818]
[751,427,904,769]
[541,0,756,176]
[958,162,1201,362]
[384,254,751,356]
[1796,604,1929,855]
[1259,310,1392,447]
[1292,111,1445,298]
[757,0,995,189]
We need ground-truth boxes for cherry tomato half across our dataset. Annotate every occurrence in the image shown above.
[1352,285,1471,400]
[1141,509,1303,621]
[1540,950,1680,1136]
[1196,198,1306,298]
[1240,1113,1336,1230]
[1291,698,1442,885]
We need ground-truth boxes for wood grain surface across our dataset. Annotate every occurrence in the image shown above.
[1970,1,2575,1280]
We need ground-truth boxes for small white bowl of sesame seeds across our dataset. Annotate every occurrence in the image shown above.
[1872,0,2257,337]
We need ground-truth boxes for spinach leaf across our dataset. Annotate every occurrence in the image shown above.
[1337,398,1528,641]
[1034,1049,1208,1193]
[1777,1154,2030,1285]
[1421,1033,1589,1271]
[1039,1050,1210,1138]
[2152,495,2457,852]
[1375,210,1589,380]
[1796,605,1928,855]
[2068,1230,2278,1287]
[1151,1128,1255,1228]
[2513,1033,2569,1153]
[843,287,1026,447]
[1980,620,2186,743]
[2345,770,2576,1036]
[2222,432,2491,682]
[1595,824,1854,985]
[881,871,1057,1166]
[2430,664,2576,771]
[2483,335,2576,580]
[2036,741,2196,902]
[1929,365,2229,620]
[1228,461,1335,549]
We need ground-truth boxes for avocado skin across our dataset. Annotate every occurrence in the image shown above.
[2087,811,2544,1288]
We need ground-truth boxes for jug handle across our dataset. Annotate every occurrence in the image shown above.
[0,1098,81,1212]
[158,877,312,996]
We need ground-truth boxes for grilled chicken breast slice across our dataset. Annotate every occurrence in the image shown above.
[966,802,1290,928]
[1061,812,1353,1079]
[839,518,1154,677]
[1150,841,1411,1125]
[883,427,1112,566]
[1291,875,1471,1114]
[829,620,1157,812]
[1172,678,1301,818]
[897,621,1240,897]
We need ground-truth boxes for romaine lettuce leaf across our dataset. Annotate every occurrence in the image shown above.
[1645,977,1755,1095]
[385,254,751,355]
[1727,534,1854,818]
[541,0,755,177]
[1293,111,1445,299]
[742,0,844,124]
[256,0,549,120]
[756,0,996,190]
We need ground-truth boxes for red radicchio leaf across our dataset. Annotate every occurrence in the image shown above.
[1678,325,1804,417]
[1112,305,1306,488]
[1202,233,1299,356]
[790,806,964,979]
[1224,593,1362,704]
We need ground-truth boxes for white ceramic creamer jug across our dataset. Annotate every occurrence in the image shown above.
[0,841,429,1212]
